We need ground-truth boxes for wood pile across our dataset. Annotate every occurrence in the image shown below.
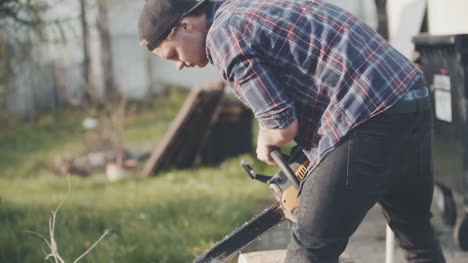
[144,80,252,176]
[49,131,150,177]
[49,146,149,177]
[198,99,252,165]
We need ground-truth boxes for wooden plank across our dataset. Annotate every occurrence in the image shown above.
[142,86,200,176]
[238,250,286,263]
[167,81,224,167]
[238,250,354,263]
[142,80,225,176]
[199,101,253,164]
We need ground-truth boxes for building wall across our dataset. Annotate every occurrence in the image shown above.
[6,0,379,117]
[428,0,468,35]
[145,0,379,89]
[108,0,222,91]
[326,0,378,28]
[388,0,427,59]
[388,0,468,60]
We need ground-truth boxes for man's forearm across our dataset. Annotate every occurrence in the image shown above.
[258,119,298,146]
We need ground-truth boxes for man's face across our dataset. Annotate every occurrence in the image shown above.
[152,17,209,70]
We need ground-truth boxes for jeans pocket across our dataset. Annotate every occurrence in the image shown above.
[346,131,394,195]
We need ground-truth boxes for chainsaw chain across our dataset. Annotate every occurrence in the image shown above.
[193,202,284,263]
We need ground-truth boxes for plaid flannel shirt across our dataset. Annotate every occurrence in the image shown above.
[205,0,422,185]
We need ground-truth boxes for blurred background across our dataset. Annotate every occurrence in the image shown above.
[0,0,467,262]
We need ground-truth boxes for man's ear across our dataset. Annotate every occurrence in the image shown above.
[178,17,193,33]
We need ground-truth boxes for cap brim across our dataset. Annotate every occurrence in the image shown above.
[182,0,207,17]
[140,0,208,51]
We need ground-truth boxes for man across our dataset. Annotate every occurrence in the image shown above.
[138,0,446,262]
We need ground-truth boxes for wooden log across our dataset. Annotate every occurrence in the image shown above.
[238,249,354,263]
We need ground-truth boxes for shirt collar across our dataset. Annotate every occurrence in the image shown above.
[205,0,225,30]
[205,0,225,64]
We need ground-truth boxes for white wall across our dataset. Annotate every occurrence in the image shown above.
[5,0,384,116]
[152,0,380,89]
[428,0,468,35]
[153,0,379,88]
[108,0,222,92]
[388,0,427,59]
[325,0,378,29]
[387,0,468,60]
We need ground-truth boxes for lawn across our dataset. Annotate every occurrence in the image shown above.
[0,88,277,263]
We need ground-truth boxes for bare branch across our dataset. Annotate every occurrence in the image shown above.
[73,229,112,263]
[24,230,52,249]
[54,175,72,213]
[26,175,110,263]
[44,175,72,263]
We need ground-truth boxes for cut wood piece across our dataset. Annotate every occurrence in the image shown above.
[238,250,286,263]
[142,80,226,176]
[238,249,354,263]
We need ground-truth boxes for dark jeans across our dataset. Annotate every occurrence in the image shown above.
[285,97,446,263]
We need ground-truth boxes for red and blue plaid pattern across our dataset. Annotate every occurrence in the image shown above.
[205,0,422,181]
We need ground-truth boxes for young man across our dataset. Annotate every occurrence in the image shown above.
[138,0,446,262]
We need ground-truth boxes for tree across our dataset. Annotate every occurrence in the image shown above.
[0,0,47,88]
[0,0,65,114]
[79,0,95,106]
[96,0,115,104]
[374,0,389,40]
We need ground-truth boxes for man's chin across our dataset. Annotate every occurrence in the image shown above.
[199,59,209,68]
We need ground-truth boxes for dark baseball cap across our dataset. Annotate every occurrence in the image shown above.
[139,0,208,51]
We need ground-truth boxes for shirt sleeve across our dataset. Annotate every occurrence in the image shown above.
[207,26,296,129]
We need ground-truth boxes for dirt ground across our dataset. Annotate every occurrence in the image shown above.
[247,204,468,263]
[345,204,467,263]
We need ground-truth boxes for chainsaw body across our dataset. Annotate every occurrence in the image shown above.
[241,146,310,223]
[193,147,311,262]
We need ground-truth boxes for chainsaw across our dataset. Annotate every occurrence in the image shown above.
[193,146,310,263]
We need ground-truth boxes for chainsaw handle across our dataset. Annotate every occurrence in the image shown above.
[270,149,301,189]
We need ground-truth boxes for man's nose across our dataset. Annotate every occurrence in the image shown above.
[175,61,185,70]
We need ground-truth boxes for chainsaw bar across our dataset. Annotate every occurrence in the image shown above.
[193,202,284,263]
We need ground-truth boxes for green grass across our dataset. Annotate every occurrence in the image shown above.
[0,159,274,263]
[0,112,84,179]
[0,87,278,263]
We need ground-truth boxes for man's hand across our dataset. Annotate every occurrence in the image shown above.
[256,140,278,165]
[256,120,298,165]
